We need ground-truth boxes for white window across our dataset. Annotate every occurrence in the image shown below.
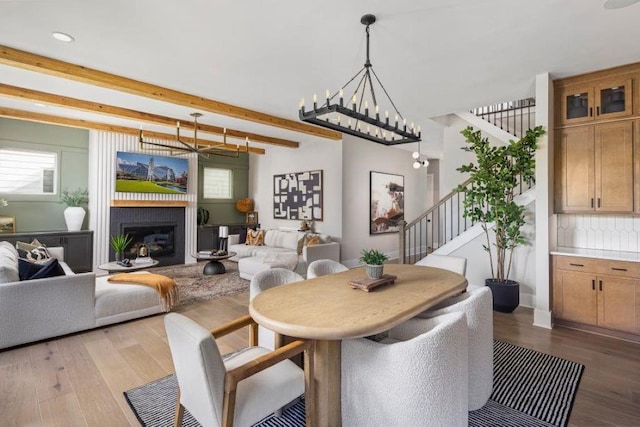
[0,148,57,195]
[202,167,232,199]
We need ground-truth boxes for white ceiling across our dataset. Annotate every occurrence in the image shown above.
[1,0,639,153]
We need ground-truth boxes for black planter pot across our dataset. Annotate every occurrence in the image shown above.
[485,279,519,313]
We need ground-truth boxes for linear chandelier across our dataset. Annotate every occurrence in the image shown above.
[139,112,249,158]
[298,14,421,146]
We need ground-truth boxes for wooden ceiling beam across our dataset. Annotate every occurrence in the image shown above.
[0,107,266,154]
[0,44,342,140]
[0,83,298,148]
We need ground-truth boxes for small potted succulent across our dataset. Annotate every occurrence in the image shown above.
[360,248,389,279]
[110,234,133,262]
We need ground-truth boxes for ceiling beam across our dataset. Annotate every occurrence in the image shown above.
[0,83,299,148]
[0,45,342,140]
[0,107,266,154]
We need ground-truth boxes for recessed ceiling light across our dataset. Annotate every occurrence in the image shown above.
[51,31,75,42]
[603,0,640,9]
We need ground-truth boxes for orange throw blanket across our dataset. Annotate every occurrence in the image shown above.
[107,273,179,312]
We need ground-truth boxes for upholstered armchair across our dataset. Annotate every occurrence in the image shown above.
[306,259,349,279]
[415,253,467,276]
[164,313,313,427]
[341,312,469,426]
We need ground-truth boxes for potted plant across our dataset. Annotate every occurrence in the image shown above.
[456,125,545,312]
[61,187,89,231]
[360,248,389,279]
[110,234,133,262]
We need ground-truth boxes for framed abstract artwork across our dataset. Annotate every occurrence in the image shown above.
[370,171,404,234]
[273,170,323,221]
[0,216,15,234]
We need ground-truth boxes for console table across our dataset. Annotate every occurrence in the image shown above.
[1,230,93,273]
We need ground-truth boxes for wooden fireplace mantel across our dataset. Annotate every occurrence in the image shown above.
[110,200,189,207]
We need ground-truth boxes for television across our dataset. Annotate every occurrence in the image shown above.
[115,151,189,194]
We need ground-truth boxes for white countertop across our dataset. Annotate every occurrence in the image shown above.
[551,246,640,263]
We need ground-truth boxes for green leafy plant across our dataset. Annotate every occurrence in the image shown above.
[0,198,7,207]
[456,125,545,284]
[61,188,89,207]
[110,234,133,253]
[360,248,389,265]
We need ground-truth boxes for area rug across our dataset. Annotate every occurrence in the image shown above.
[125,340,584,427]
[151,260,248,309]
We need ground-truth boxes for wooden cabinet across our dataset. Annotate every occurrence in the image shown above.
[555,121,634,213]
[196,223,259,251]
[1,230,94,273]
[552,255,640,335]
[556,78,633,125]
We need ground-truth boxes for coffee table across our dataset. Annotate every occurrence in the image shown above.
[192,251,237,275]
[98,259,159,273]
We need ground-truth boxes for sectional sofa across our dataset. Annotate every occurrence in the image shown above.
[0,241,164,350]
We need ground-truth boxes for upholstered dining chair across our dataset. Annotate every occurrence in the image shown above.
[415,253,467,276]
[416,287,493,410]
[341,312,469,426]
[164,313,313,427]
[306,259,349,279]
[250,268,304,350]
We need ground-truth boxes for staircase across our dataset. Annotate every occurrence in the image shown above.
[399,97,536,264]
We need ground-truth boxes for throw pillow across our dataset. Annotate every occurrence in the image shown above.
[304,234,321,247]
[296,234,306,255]
[18,258,65,280]
[246,229,265,246]
[239,227,256,244]
[17,245,51,264]
[18,258,44,280]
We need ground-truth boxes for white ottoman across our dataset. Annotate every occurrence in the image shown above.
[238,254,299,281]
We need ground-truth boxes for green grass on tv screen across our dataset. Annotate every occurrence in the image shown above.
[115,180,186,194]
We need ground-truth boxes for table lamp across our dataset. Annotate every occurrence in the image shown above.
[218,226,229,253]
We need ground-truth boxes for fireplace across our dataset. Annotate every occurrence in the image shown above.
[110,207,185,266]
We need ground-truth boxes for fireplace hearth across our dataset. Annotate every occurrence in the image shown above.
[110,207,185,266]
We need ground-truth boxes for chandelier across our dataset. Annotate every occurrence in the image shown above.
[139,113,249,158]
[412,142,429,169]
[298,14,421,146]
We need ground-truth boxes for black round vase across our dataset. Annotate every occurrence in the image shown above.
[486,279,519,313]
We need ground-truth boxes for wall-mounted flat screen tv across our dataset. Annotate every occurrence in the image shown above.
[116,151,188,194]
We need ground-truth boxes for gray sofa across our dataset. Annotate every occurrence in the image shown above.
[0,241,164,350]
[228,229,340,279]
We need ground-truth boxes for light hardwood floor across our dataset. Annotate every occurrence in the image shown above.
[1,294,639,426]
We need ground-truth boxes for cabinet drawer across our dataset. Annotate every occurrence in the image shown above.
[553,256,600,272]
[598,260,640,279]
[554,255,640,278]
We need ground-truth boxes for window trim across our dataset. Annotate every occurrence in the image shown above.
[0,146,60,201]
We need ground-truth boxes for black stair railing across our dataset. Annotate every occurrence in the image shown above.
[472,97,536,138]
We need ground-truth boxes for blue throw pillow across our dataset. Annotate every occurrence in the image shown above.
[18,258,43,280]
[19,258,65,280]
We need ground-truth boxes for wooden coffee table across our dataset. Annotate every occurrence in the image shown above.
[192,251,237,275]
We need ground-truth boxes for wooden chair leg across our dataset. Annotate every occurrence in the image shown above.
[222,389,237,427]
[304,341,316,427]
[174,389,184,427]
[249,322,258,346]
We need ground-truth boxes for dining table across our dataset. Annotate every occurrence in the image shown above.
[249,263,468,427]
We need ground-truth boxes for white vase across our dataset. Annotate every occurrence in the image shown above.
[64,206,85,231]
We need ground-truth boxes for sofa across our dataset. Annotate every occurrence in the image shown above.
[228,229,340,280]
[0,241,164,350]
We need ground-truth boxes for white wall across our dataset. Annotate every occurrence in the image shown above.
[341,134,429,266]
[248,139,343,240]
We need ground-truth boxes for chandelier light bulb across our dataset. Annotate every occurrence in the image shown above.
[299,98,305,108]
[313,93,317,102]
[339,89,344,98]
[364,100,369,109]
[412,151,420,159]
[375,105,379,113]
[385,110,389,118]
[326,89,330,98]
[352,95,357,103]
[423,159,430,168]
[413,161,421,169]
[418,125,421,133]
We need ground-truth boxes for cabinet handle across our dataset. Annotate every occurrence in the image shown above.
[597,198,601,208]
[589,107,593,117]
[592,279,595,290]
[591,198,594,208]
[599,280,603,291]
[596,106,600,116]
[611,267,627,272]
[569,263,584,267]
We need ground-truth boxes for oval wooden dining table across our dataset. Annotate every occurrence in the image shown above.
[249,263,468,427]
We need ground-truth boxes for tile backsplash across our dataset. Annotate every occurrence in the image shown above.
[557,214,640,252]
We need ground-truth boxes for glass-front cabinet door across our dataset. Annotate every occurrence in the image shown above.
[558,85,594,125]
[594,78,632,120]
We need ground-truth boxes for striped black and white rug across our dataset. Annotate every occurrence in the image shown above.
[125,340,584,427]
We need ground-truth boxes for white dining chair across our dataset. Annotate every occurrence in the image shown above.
[306,259,349,279]
[164,313,312,427]
[250,268,304,350]
[415,254,467,276]
[416,287,493,410]
[341,312,469,426]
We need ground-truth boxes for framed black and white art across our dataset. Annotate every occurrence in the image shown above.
[273,170,323,221]
[370,171,404,235]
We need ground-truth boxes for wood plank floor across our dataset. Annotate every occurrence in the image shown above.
[1,294,639,426]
